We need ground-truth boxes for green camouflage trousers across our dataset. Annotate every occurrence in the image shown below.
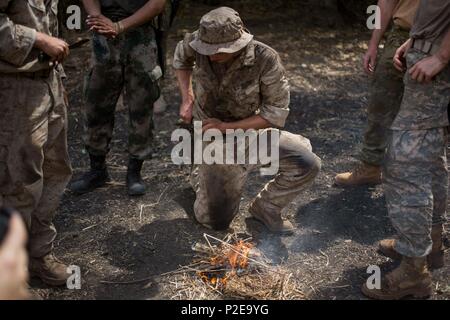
[83,23,162,160]
[0,70,73,258]
[358,26,410,166]
[384,49,450,258]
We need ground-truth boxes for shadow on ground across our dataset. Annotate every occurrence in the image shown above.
[291,186,392,254]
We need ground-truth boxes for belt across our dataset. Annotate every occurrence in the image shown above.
[17,68,53,79]
[412,38,440,55]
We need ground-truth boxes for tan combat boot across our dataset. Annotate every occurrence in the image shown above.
[377,238,402,260]
[249,201,295,234]
[378,224,445,270]
[335,162,381,186]
[29,253,70,286]
[362,256,432,300]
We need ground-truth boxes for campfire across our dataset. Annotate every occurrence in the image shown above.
[161,234,306,300]
[197,238,256,290]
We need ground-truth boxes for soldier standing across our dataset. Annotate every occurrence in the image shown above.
[69,0,166,196]
[173,7,321,233]
[363,0,450,299]
[0,0,73,285]
[335,0,420,186]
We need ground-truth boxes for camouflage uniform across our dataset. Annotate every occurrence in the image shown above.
[384,46,450,257]
[359,25,411,166]
[358,0,420,166]
[83,1,162,160]
[0,0,72,258]
[174,32,321,230]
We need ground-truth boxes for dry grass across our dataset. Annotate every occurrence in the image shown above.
[160,233,306,300]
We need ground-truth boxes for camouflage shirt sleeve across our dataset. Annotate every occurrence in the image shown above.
[0,0,37,66]
[258,49,290,128]
[173,32,196,70]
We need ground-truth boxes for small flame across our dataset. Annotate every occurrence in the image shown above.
[228,240,253,269]
[198,240,254,289]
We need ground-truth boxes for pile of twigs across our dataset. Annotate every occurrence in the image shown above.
[160,233,305,300]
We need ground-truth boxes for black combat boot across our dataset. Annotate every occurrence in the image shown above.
[127,158,146,196]
[69,154,109,194]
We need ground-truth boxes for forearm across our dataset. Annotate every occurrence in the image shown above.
[176,69,194,102]
[120,0,166,32]
[436,29,450,65]
[224,115,271,131]
[82,0,101,16]
[368,0,399,49]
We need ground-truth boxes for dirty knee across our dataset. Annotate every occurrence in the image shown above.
[194,200,238,231]
[288,150,321,181]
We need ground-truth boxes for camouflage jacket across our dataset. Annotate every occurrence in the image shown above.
[0,0,58,73]
[173,33,290,128]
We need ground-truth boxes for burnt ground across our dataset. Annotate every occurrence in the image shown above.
[30,2,449,300]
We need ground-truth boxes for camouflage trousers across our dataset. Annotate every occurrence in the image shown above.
[83,23,162,160]
[0,70,72,258]
[359,26,410,166]
[190,130,321,230]
[384,48,450,258]
[384,129,448,257]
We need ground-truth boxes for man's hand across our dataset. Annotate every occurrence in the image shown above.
[409,55,447,84]
[363,0,399,74]
[86,15,118,38]
[393,38,412,72]
[34,33,69,63]
[179,97,194,124]
[0,214,29,300]
[202,118,228,133]
[363,46,378,74]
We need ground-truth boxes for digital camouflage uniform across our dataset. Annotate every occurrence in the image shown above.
[0,0,72,258]
[83,0,162,160]
[173,32,321,230]
[384,5,450,259]
[385,47,450,257]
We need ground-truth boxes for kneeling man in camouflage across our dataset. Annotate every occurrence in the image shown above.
[173,7,321,233]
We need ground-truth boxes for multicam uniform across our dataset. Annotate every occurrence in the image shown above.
[384,0,450,257]
[359,0,420,166]
[83,0,162,160]
[0,0,72,258]
[173,34,321,230]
